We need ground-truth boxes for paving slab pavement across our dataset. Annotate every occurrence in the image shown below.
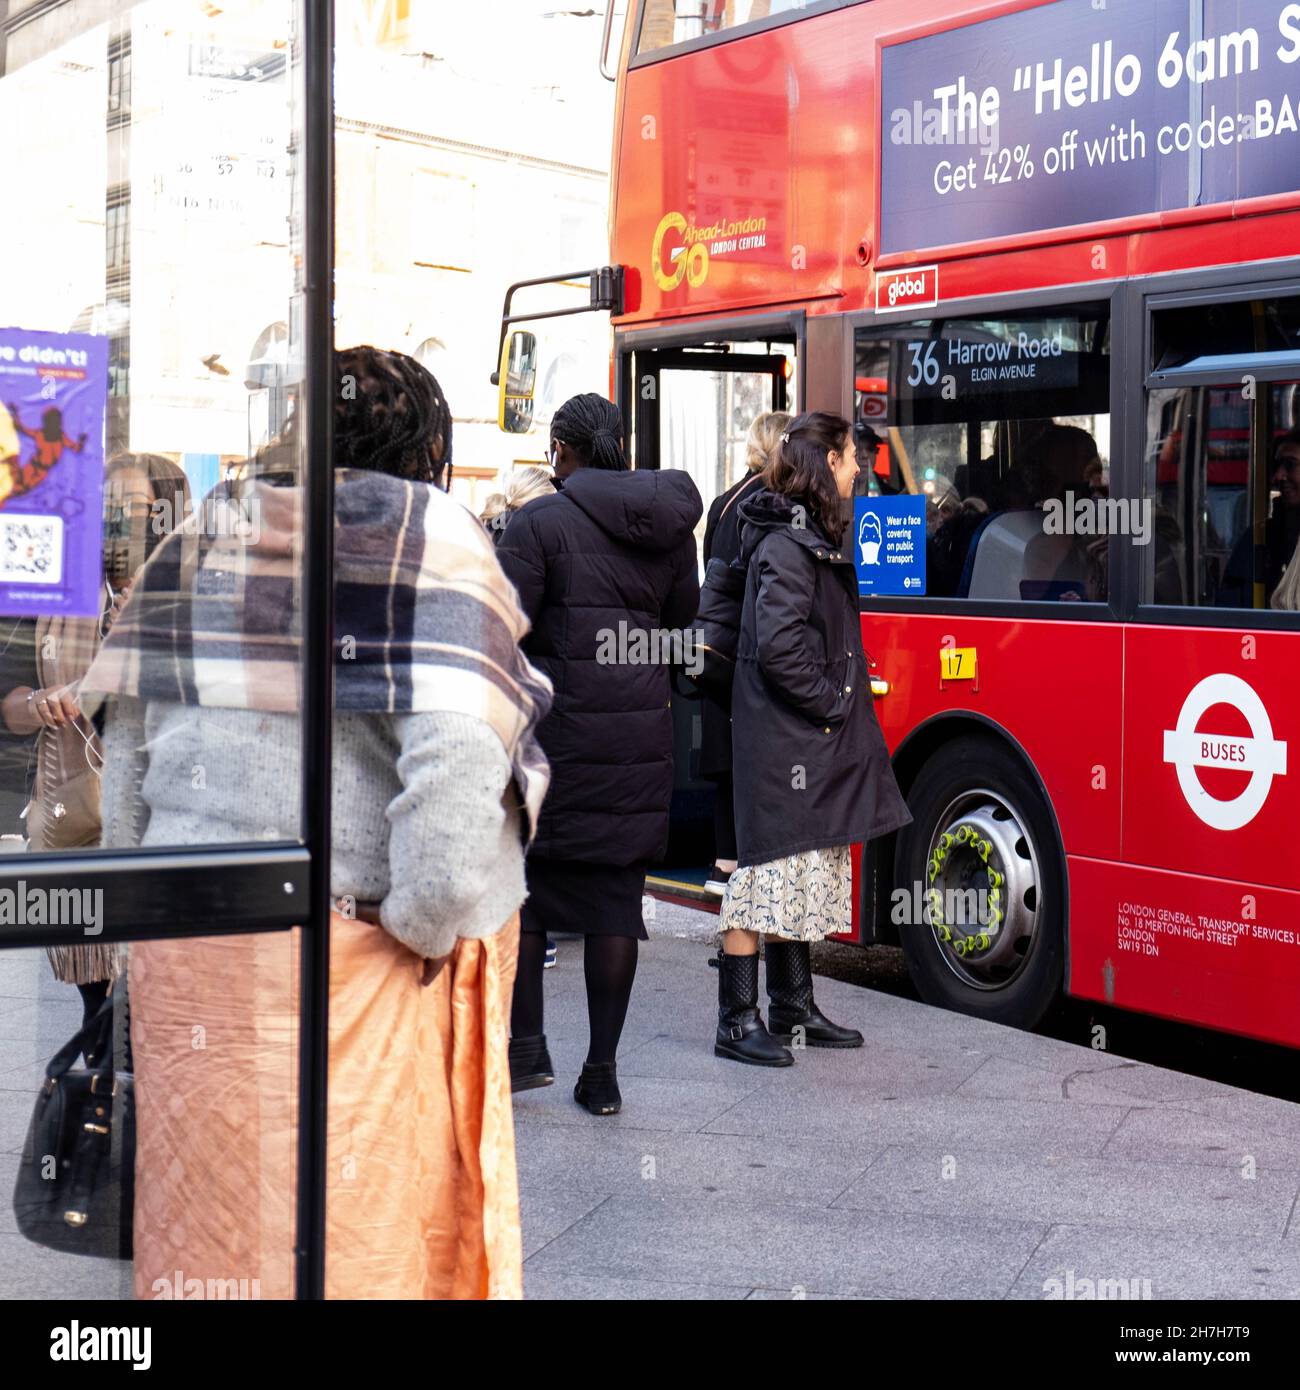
[515,899,1300,1300]
[0,903,1298,1301]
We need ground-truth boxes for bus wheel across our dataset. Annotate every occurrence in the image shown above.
[894,736,1064,1029]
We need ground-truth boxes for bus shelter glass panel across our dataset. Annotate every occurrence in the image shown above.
[2,930,301,1301]
[0,0,306,858]
[855,305,1111,602]
[0,0,307,1301]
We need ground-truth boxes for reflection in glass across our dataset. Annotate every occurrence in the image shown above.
[1147,378,1300,609]
[1146,297,1300,611]
[0,0,303,860]
[2,936,296,1300]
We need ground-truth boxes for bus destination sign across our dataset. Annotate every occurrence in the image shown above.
[880,0,1300,253]
[897,326,1080,403]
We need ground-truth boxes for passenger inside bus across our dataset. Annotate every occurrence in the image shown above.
[955,422,1103,601]
[1217,428,1300,608]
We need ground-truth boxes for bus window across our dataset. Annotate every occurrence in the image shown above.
[637,0,817,53]
[1146,297,1300,611]
[854,303,1111,602]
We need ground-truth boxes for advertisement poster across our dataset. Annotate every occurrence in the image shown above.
[881,0,1300,253]
[0,328,107,619]
[854,496,926,597]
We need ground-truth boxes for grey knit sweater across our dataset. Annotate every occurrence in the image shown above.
[100,699,526,960]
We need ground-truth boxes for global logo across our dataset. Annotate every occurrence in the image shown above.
[1161,673,1288,831]
[876,264,939,314]
[888,273,929,307]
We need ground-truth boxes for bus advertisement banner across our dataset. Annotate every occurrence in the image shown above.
[881,0,1300,254]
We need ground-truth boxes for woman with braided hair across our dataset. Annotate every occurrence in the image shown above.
[87,346,550,1297]
[333,344,454,487]
[498,392,702,1115]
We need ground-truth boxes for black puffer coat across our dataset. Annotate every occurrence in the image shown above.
[731,488,911,867]
[497,467,702,865]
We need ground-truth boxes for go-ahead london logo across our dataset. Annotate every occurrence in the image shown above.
[651,212,709,291]
[1162,673,1288,832]
[650,210,769,292]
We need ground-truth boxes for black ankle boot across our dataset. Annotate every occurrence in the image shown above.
[574,1061,621,1115]
[765,940,863,1048]
[509,1034,555,1091]
[715,951,793,1067]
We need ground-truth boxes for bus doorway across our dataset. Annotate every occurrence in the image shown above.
[627,341,794,533]
[618,330,797,889]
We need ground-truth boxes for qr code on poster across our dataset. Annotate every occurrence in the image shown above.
[0,515,64,584]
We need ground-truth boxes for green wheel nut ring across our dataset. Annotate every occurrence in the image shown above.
[928,820,1007,955]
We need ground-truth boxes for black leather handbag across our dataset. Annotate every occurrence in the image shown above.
[12,997,134,1259]
[684,555,748,699]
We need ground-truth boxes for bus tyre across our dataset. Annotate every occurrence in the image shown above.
[894,736,1064,1029]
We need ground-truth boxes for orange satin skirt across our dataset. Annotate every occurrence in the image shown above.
[129,912,522,1300]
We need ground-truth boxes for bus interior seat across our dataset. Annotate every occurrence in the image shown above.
[961,509,1088,600]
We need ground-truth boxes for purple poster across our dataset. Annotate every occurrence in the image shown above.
[881,0,1300,254]
[0,328,108,618]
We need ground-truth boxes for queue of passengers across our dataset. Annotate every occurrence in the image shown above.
[11,347,911,1302]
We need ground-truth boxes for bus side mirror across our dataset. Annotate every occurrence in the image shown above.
[497,330,538,434]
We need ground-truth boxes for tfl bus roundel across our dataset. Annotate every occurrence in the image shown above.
[1162,674,1288,832]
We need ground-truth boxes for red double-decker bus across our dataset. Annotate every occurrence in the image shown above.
[591,0,1300,1047]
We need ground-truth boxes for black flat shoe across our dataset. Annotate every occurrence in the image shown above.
[573,1061,621,1115]
[509,1034,555,1092]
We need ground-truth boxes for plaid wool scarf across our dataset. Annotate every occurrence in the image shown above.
[80,468,553,839]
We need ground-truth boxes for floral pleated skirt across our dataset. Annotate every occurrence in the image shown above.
[719,844,853,942]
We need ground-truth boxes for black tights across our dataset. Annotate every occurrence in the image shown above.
[511,933,639,1067]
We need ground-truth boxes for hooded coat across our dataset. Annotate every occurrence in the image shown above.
[731,488,911,867]
[497,467,702,865]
